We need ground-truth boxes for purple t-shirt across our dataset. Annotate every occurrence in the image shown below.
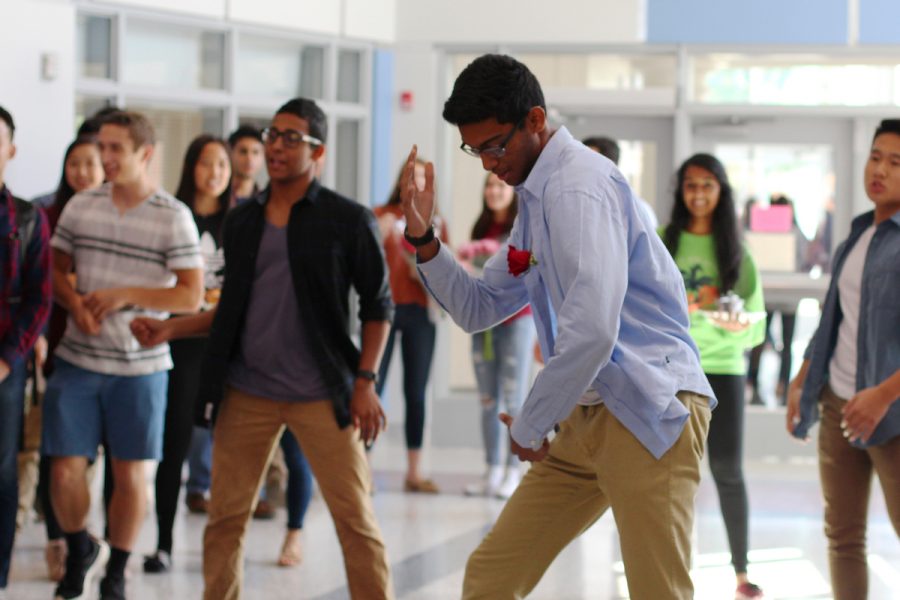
[226,221,329,401]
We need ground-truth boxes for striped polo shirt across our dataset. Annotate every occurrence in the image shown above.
[51,183,202,376]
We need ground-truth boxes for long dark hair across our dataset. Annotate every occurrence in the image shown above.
[174,135,232,214]
[53,136,100,212]
[471,173,518,240]
[664,153,743,293]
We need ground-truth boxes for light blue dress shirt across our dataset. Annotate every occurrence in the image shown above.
[418,127,715,459]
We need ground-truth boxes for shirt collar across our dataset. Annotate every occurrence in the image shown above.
[1,185,12,214]
[889,209,900,227]
[850,208,900,233]
[517,126,573,201]
[256,178,322,206]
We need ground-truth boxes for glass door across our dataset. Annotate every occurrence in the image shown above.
[692,116,853,403]
[561,114,675,225]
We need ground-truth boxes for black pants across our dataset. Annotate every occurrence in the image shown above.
[706,373,751,573]
[747,309,796,400]
[375,304,436,450]
[154,337,206,553]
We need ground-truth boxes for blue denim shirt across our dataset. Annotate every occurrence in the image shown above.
[795,209,900,446]
[418,127,714,459]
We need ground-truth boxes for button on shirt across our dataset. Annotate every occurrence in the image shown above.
[418,127,714,459]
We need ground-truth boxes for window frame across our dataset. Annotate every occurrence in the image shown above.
[75,4,373,202]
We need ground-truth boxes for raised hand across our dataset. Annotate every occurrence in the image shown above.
[398,145,436,237]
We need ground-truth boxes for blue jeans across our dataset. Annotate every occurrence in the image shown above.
[376,303,436,450]
[186,426,212,494]
[280,431,312,530]
[0,359,27,588]
[471,318,536,467]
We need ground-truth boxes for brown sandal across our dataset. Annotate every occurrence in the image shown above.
[403,478,440,494]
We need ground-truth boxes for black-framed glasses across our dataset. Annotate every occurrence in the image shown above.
[261,127,323,149]
[460,119,523,158]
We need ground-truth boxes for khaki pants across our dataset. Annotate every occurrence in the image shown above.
[462,392,711,600]
[202,388,393,600]
[818,384,900,600]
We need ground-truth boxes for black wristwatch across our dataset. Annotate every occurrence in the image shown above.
[403,226,435,247]
[356,369,378,385]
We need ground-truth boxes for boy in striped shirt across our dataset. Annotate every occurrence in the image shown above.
[44,111,203,600]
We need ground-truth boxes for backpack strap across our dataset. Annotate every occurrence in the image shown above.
[6,197,38,306]
[12,197,37,267]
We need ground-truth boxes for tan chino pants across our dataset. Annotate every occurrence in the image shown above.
[202,388,394,600]
[462,391,711,600]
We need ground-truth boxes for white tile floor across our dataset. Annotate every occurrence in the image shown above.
[8,427,899,600]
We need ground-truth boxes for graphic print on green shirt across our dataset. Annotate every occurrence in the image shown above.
[659,229,766,375]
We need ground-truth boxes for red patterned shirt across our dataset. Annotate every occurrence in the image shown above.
[0,186,52,367]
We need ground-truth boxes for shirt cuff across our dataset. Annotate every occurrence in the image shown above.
[415,241,455,276]
[510,416,546,451]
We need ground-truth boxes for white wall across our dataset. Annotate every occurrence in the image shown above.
[227,0,396,41]
[344,0,396,44]
[104,0,226,19]
[228,0,340,35]
[395,0,645,45]
[83,0,396,41]
[0,0,75,198]
[390,44,442,175]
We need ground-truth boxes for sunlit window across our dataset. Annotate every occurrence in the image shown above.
[692,54,900,106]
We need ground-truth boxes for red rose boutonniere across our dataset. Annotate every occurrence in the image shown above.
[507,244,537,277]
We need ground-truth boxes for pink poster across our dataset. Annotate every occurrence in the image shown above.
[750,204,793,233]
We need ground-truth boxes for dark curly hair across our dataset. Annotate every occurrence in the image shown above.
[276,97,328,145]
[663,153,743,293]
[442,54,545,126]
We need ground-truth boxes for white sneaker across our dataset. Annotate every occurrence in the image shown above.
[464,466,505,497]
[496,469,521,500]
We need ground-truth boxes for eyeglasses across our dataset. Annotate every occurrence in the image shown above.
[261,127,323,149]
[460,119,523,158]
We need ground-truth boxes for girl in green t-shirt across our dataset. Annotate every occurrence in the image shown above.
[660,153,766,600]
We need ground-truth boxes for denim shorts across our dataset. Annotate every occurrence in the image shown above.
[41,359,168,461]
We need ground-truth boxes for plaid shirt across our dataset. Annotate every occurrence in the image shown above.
[0,185,52,368]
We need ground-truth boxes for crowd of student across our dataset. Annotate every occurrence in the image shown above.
[1,51,898,600]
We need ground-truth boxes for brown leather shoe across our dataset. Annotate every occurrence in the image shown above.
[253,499,276,520]
[403,478,440,494]
[185,492,208,514]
